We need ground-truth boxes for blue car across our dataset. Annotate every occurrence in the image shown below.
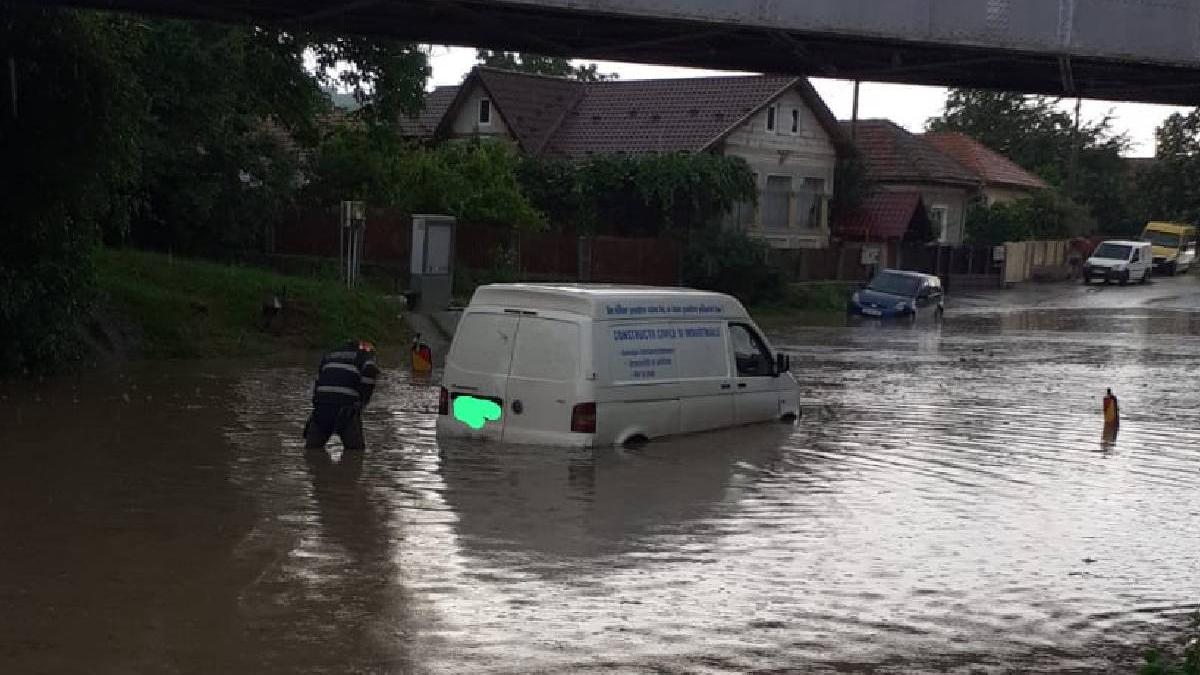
[848,269,944,320]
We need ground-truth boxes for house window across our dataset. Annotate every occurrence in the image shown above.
[478,98,492,126]
[763,175,792,230]
[725,172,759,230]
[795,178,826,228]
[766,105,776,132]
[929,205,949,240]
[791,109,800,134]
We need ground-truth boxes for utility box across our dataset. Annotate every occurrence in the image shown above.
[410,214,456,312]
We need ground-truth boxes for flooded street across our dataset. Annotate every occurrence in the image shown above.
[4,278,1200,673]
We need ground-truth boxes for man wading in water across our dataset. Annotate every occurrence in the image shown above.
[304,340,381,450]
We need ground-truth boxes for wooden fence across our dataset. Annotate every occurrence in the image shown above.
[273,209,681,286]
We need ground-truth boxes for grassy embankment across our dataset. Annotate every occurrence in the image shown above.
[96,248,407,359]
[751,281,856,327]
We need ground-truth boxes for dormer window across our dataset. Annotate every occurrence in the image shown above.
[766,105,777,132]
[479,98,492,126]
[791,109,800,134]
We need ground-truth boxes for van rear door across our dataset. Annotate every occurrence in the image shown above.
[501,315,583,445]
[443,311,519,440]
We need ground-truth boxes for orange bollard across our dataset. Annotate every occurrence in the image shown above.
[411,334,433,376]
[1102,388,1120,428]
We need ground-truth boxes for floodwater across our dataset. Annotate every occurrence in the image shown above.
[3,278,1200,673]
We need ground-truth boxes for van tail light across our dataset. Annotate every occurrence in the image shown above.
[570,402,596,434]
[438,387,449,416]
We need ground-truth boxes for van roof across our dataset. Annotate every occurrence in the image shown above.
[1100,240,1150,247]
[469,283,750,320]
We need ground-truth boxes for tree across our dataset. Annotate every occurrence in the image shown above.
[124,20,431,257]
[1,7,144,374]
[475,50,616,81]
[516,153,756,235]
[927,88,1132,233]
[0,6,431,373]
[305,132,546,230]
[1137,109,1200,226]
[966,191,1095,246]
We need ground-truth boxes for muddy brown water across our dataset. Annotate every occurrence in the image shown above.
[3,293,1200,673]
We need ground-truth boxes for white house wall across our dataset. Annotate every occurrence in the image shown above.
[722,88,838,250]
[449,83,513,139]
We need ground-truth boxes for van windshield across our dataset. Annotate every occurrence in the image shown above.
[1143,231,1181,249]
[1093,243,1132,260]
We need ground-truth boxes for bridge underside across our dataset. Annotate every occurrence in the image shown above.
[31,0,1200,105]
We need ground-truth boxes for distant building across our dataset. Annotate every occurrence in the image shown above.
[922,131,1048,205]
[401,67,850,249]
[839,121,1048,246]
[839,120,980,246]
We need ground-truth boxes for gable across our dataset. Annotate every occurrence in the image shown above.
[446,81,513,139]
[723,87,837,159]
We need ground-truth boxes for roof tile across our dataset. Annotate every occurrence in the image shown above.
[922,131,1048,190]
[840,120,978,187]
[398,85,459,137]
[833,191,929,239]
[411,68,845,158]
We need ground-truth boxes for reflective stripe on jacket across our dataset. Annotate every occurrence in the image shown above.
[312,342,382,406]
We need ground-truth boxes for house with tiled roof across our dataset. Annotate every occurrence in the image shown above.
[840,119,981,246]
[403,67,849,249]
[922,131,1048,205]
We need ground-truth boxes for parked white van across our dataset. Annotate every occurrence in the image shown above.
[436,284,799,446]
[1082,240,1152,285]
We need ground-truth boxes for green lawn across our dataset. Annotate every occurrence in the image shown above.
[96,248,407,359]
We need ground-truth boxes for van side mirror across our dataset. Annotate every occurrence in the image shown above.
[918,287,931,299]
[775,352,790,375]
[1132,251,1140,262]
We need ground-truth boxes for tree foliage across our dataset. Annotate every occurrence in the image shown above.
[831,149,874,224]
[965,191,1095,246]
[681,226,782,306]
[517,152,757,236]
[1,8,143,374]
[306,133,545,230]
[476,50,616,81]
[0,5,430,374]
[927,88,1132,233]
[122,20,429,256]
[1137,109,1200,227]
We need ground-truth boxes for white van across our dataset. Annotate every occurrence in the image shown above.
[1082,240,1152,285]
[436,284,799,446]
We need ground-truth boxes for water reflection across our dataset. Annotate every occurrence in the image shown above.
[436,425,793,566]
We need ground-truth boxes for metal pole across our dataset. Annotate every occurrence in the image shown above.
[850,79,860,141]
[1068,96,1082,196]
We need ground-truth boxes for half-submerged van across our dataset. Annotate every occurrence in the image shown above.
[436,284,799,446]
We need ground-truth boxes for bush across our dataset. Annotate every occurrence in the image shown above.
[308,133,546,231]
[966,190,1096,246]
[517,152,757,236]
[682,227,783,306]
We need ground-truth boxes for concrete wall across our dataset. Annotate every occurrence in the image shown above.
[721,88,838,250]
[448,83,513,140]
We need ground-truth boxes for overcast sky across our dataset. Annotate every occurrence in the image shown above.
[427,45,1191,158]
